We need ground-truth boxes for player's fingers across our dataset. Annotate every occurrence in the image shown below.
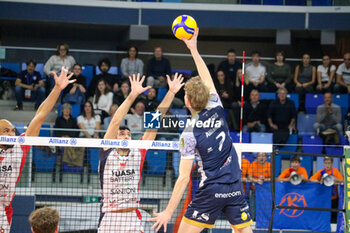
[140,75,146,84]
[164,223,167,232]
[179,76,184,83]
[67,72,74,80]
[143,86,151,93]
[136,73,141,82]
[50,71,58,79]
[156,222,163,232]
[177,73,183,80]
[151,222,158,230]
[194,27,199,38]
[69,79,77,84]
[147,217,156,222]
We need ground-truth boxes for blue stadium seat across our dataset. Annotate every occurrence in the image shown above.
[13,123,25,134]
[171,69,192,76]
[263,0,283,4]
[96,66,118,75]
[305,94,324,114]
[21,62,44,77]
[32,146,57,172]
[241,0,261,4]
[57,104,81,118]
[297,113,316,136]
[277,134,298,159]
[285,0,306,5]
[88,148,100,174]
[312,0,333,5]
[145,150,167,175]
[332,94,348,118]
[259,92,276,100]
[250,132,273,144]
[39,124,51,137]
[0,62,20,73]
[230,132,250,143]
[302,135,323,176]
[0,62,20,80]
[287,93,299,110]
[82,65,94,87]
[316,136,347,171]
[157,88,168,102]
[63,163,84,173]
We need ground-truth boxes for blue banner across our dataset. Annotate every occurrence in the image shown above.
[337,184,345,233]
[255,182,332,231]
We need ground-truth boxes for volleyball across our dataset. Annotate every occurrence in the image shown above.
[171,15,197,40]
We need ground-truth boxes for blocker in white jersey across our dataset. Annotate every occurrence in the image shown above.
[0,136,30,232]
[98,146,147,213]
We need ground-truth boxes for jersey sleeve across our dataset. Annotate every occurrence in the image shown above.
[333,168,344,180]
[206,93,223,109]
[179,132,196,160]
[310,170,321,180]
[278,168,290,179]
[99,148,113,162]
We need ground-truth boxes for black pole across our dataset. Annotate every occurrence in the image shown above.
[268,149,277,233]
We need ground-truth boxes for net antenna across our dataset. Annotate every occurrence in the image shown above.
[239,51,246,144]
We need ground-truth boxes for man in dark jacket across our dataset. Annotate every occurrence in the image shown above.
[242,89,268,132]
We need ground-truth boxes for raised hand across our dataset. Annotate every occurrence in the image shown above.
[181,27,199,51]
[148,211,172,232]
[51,66,75,91]
[167,73,184,95]
[129,73,151,96]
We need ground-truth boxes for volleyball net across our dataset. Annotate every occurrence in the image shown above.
[1,132,348,233]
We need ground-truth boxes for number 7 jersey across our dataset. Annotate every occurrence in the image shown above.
[179,93,240,187]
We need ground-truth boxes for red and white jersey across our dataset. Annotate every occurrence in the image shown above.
[98,144,147,213]
[0,134,30,225]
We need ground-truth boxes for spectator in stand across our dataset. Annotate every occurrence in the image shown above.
[334,52,350,93]
[120,46,144,79]
[245,51,267,92]
[146,47,171,88]
[313,92,342,136]
[62,63,86,105]
[310,157,343,184]
[294,53,316,110]
[92,79,113,120]
[113,81,130,106]
[44,43,76,90]
[242,89,267,133]
[14,59,45,110]
[316,55,336,93]
[88,58,120,97]
[77,101,101,138]
[248,152,271,185]
[125,101,145,135]
[144,87,159,111]
[103,104,126,130]
[267,51,293,92]
[214,70,234,109]
[268,87,296,136]
[227,68,251,131]
[29,206,59,233]
[217,49,242,84]
[310,156,343,222]
[54,103,78,138]
[277,156,308,182]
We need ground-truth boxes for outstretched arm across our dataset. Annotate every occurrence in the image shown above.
[26,67,75,137]
[148,158,193,232]
[143,73,184,141]
[104,74,150,140]
[181,28,216,94]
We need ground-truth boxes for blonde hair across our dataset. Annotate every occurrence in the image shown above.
[29,207,59,233]
[184,76,210,112]
[235,68,249,87]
